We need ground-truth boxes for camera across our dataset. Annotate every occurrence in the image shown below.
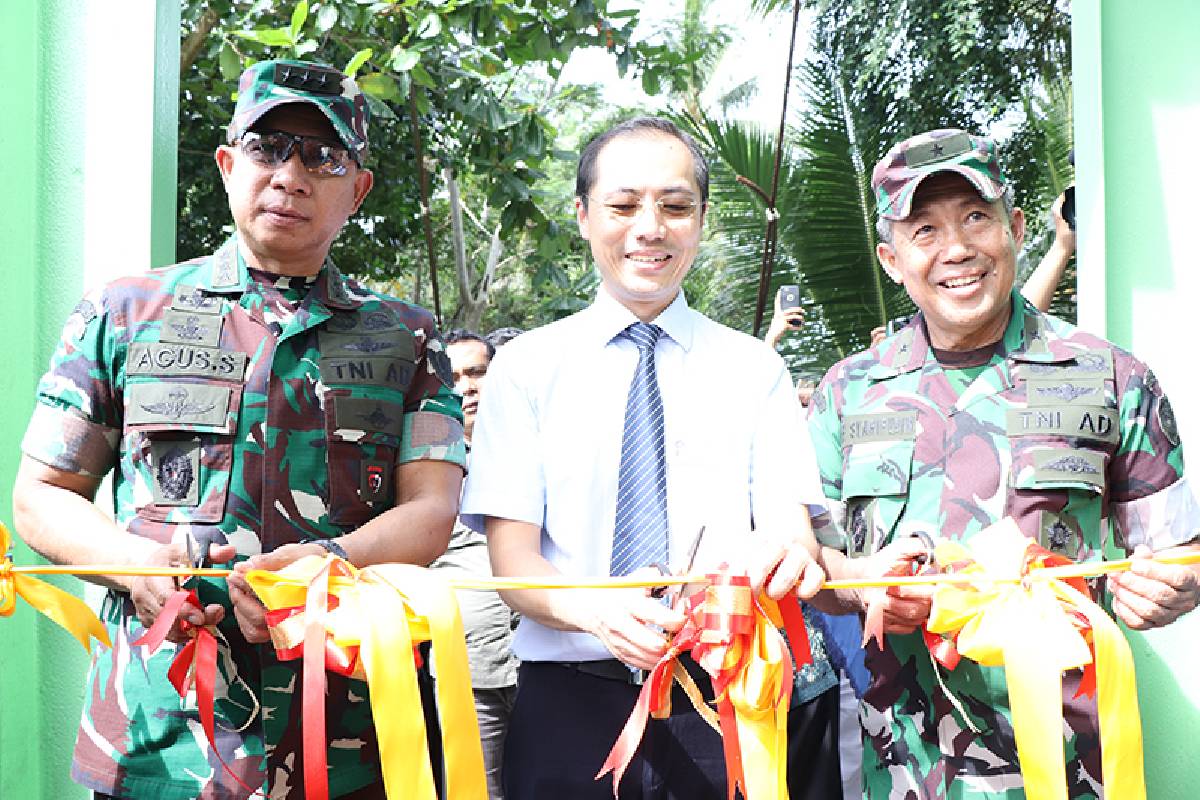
[778,284,801,326]
[1061,186,1076,232]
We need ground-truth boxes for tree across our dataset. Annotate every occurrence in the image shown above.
[177,0,689,326]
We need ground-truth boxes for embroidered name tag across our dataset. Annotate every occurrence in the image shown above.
[320,330,416,361]
[128,343,247,381]
[842,411,918,446]
[1020,349,1113,381]
[333,397,404,438]
[171,285,223,315]
[319,356,414,389]
[1006,406,1119,444]
[1032,448,1106,489]
[160,309,223,348]
[127,382,231,427]
[1025,377,1106,407]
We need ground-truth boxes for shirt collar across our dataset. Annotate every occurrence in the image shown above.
[196,233,361,311]
[868,288,1083,381]
[588,285,695,352]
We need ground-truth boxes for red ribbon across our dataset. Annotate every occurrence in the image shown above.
[132,589,260,796]
[597,573,811,800]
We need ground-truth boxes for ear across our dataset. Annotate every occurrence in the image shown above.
[214,146,235,184]
[575,196,591,241]
[351,168,374,212]
[1007,206,1026,250]
[877,242,902,284]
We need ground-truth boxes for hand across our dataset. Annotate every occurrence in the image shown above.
[765,293,805,349]
[228,542,327,644]
[869,326,887,348]
[744,533,825,601]
[1108,545,1200,630]
[1049,188,1076,257]
[858,537,936,644]
[582,567,686,670]
[130,542,237,644]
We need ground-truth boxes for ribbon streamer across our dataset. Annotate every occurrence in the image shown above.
[0,522,108,652]
[924,518,1146,800]
[246,555,488,800]
[597,572,810,800]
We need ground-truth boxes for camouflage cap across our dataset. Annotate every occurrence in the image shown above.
[227,60,369,163]
[871,129,1007,221]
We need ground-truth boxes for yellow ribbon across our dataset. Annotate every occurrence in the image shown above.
[926,518,1145,800]
[246,555,487,800]
[0,522,108,652]
[722,596,791,800]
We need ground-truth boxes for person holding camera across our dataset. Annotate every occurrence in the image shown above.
[808,128,1200,799]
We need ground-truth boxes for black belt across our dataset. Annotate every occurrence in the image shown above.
[549,658,648,686]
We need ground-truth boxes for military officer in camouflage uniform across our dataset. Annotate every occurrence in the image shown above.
[12,59,465,799]
[808,128,1200,799]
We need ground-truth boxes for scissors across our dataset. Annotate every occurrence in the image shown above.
[649,525,706,602]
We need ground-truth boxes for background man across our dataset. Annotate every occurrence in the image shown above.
[12,59,465,799]
[430,328,519,800]
[809,128,1200,799]
[461,116,827,799]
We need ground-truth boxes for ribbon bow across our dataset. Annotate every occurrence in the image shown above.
[0,522,108,652]
[246,555,487,800]
[598,571,811,800]
[924,518,1145,800]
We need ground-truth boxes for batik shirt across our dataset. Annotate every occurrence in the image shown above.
[807,291,1198,799]
[22,236,465,799]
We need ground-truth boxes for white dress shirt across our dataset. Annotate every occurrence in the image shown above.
[461,288,826,662]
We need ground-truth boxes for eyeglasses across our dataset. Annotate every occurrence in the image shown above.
[587,195,703,221]
[237,130,356,176]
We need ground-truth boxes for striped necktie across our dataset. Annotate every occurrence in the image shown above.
[611,322,669,576]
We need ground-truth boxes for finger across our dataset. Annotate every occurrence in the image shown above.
[745,540,787,595]
[630,596,685,632]
[795,560,826,599]
[207,543,238,564]
[1110,568,1196,612]
[1110,594,1156,631]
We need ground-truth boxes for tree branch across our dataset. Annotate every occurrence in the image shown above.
[180,8,221,76]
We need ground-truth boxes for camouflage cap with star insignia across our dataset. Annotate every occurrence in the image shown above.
[227,59,370,163]
[871,128,1008,221]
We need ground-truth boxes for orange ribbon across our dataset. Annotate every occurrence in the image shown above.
[597,571,809,800]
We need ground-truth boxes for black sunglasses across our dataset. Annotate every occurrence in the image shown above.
[238,130,356,176]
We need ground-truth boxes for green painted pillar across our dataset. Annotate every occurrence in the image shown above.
[1074,3,1200,799]
[0,2,179,797]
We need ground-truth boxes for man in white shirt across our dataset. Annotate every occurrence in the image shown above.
[461,117,828,799]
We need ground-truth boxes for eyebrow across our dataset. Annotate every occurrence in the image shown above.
[602,186,698,197]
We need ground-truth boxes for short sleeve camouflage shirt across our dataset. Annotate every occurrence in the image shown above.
[807,291,1197,799]
[22,236,465,799]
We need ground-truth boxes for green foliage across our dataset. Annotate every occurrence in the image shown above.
[177,0,684,327]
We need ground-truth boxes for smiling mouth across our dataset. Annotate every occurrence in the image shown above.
[940,274,984,289]
[627,254,671,264]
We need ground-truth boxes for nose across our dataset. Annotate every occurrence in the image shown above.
[270,151,313,196]
[455,376,476,397]
[942,223,974,261]
[629,200,666,240]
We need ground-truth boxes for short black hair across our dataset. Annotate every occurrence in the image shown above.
[444,328,495,361]
[575,116,708,209]
[484,327,524,348]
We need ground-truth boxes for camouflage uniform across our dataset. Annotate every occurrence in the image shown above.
[22,236,465,799]
[808,292,1198,799]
